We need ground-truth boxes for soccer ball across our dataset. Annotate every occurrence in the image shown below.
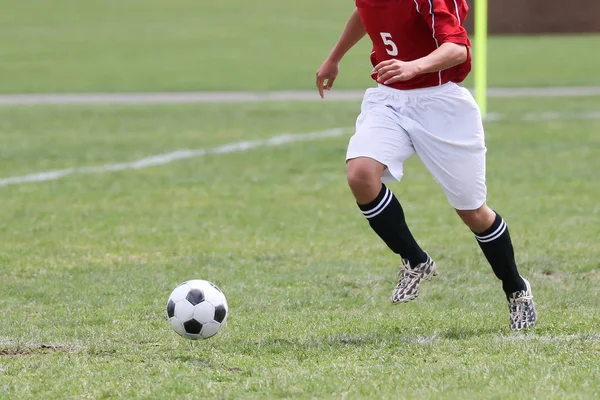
[166,279,228,340]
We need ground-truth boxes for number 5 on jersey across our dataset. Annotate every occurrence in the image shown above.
[380,32,398,56]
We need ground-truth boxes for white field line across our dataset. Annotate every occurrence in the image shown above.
[1,87,600,106]
[0,128,349,187]
[0,110,599,188]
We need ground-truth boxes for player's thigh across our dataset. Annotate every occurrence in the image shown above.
[347,92,415,183]
[409,87,487,209]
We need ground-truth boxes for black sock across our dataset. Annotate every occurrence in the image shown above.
[358,184,427,266]
[474,213,526,296]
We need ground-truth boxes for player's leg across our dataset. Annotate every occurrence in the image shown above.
[456,205,524,295]
[346,89,436,303]
[456,205,537,331]
[406,84,537,329]
[346,157,429,268]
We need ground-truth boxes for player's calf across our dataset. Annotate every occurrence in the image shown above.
[459,205,538,330]
[456,205,526,294]
[348,161,428,269]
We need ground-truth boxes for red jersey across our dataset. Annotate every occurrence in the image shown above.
[356,0,472,90]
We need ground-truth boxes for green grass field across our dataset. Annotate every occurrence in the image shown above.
[1,0,600,399]
[1,98,599,399]
[1,0,600,93]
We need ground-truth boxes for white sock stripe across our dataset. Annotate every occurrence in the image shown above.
[475,221,508,243]
[365,189,394,219]
[475,219,506,240]
[361,187,391,217]
[364,192,393,219]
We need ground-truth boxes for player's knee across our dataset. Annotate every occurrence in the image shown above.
[456,205,495,232]
[456,209,480,227]
[346,158,382,194]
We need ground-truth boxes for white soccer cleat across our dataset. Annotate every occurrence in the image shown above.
[391,255,437,303]
[508,278,538,331]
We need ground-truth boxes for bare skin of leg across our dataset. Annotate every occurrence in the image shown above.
[455,204,497,233]
[346,157,387,204]
[348,156,497,234]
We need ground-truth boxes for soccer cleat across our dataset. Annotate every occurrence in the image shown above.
[391,255,437,303]
[508,278,538,331]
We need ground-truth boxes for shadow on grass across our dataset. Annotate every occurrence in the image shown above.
[171,354,214,368]
[232,325,504,353]
[170,353,247,376]
[441,326,502,340]
[164,326,523,373]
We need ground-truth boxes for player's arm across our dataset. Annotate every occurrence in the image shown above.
[375,42,469,84]
[374,42,467,84]
[412,42,467,74]
[323,9,366,64]
[316,9,366,98]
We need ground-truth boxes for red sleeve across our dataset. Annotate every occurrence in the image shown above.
[416,0,471,47]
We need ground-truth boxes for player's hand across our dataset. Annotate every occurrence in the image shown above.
[373,60,421,85]
[316,60,339,99]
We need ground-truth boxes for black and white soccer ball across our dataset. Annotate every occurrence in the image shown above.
[166,280,228,340]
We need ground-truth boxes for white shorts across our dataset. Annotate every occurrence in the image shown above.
[346,82,487,210]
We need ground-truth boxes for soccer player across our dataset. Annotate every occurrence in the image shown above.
[316,0,537,331]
